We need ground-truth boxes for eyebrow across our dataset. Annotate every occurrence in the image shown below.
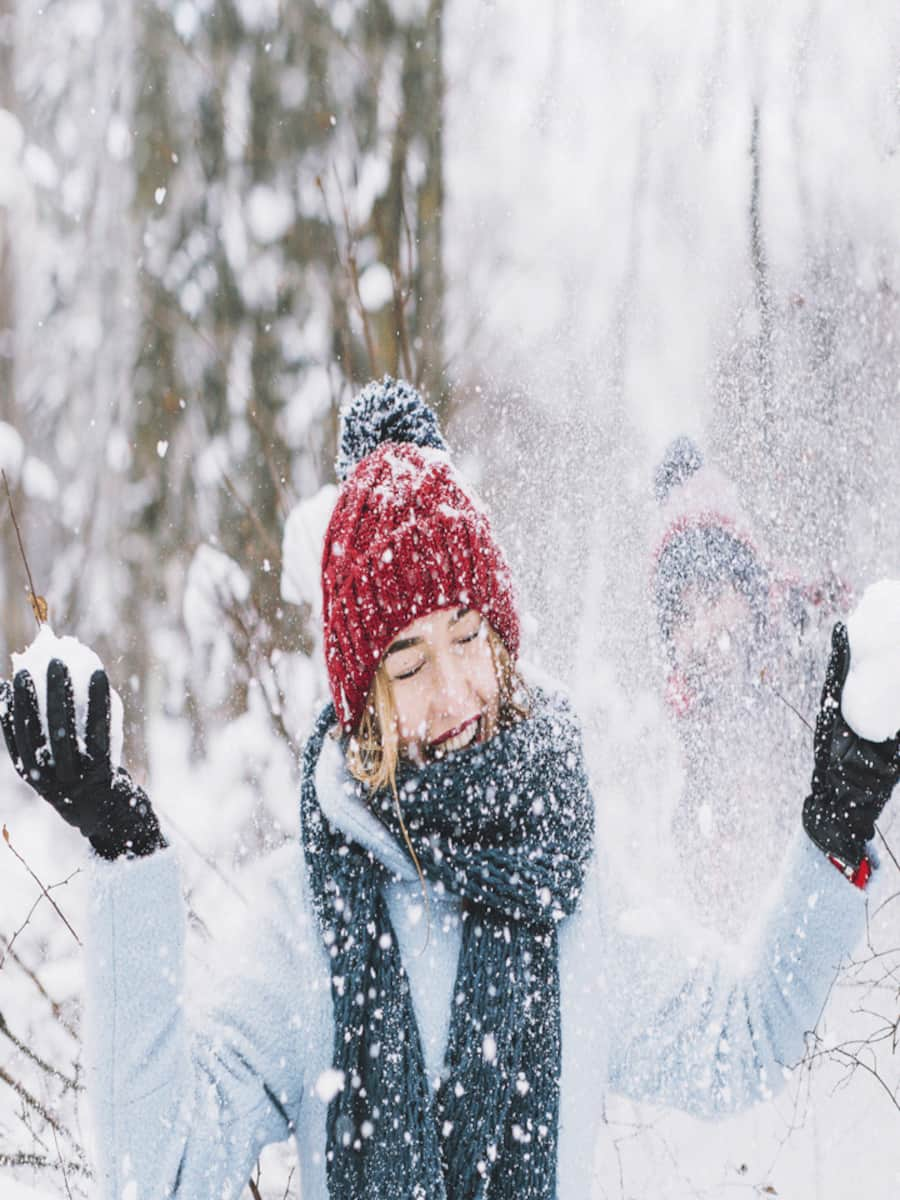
[383,607,471,658]
[384,636,421,658]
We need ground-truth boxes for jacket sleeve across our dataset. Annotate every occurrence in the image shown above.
[83,842,322,1199]
[603,832,874,1118]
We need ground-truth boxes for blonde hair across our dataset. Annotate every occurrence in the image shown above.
[343,624,530,947]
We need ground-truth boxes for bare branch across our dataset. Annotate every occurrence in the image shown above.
[0,933,80,1037]
[0,1063,70,1136]
[0,1149,91,1176]
[221,473,284,567]
[51,1123,74,1200]
[1,828,82,948]
[762,673,814,735]
[2,468,46,629]
[0,1010,81,1092]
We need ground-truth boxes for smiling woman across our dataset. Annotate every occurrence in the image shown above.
[1,377,897,1200]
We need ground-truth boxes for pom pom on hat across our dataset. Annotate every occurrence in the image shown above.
[654,436,704,504]
[336,375,448,482]
[651,438,768,647]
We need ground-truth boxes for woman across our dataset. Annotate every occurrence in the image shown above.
[2,377,897,1200]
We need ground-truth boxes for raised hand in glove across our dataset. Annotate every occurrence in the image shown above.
[802,622,900,874]
[0,659,166,861]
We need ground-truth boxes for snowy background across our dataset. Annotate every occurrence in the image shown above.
[2,0,900,1196]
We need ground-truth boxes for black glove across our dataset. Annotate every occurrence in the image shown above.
[0,659,166,861]
[802,622,900,873]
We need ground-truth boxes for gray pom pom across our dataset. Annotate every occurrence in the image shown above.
[654,436,704,504]
[336,376,447,481]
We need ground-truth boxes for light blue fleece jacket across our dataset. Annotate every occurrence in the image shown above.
[84,729,874,1200]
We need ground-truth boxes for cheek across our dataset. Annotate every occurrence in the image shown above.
[472,642,500,701]
[393,687,428,739]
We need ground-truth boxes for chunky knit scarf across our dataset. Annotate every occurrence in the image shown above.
[300,687,595,1200]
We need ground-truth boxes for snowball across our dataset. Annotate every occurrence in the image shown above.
[280,484,338,612]
[842,580,900,741]
[314,1068,345,1102]
[10,625,124,767]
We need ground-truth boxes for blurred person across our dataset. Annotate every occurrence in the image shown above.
[652,437,851,935]
[1,382,897,1200]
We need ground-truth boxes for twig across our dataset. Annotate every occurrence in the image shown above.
[2,469,45,629]
[221,474,284,566]
[51,1123,74,1200]
[0,934,79,1037]
[1,888,50,968]
[219,594,292,747]
[0,1149,91,1176]
[245,404,295,520]
[0,1063,70,1135]
[331,164,378,377]
[815,1038,900,1114]
[283,1166,296,1199]
[2,827,82,946]
[875,826,900,874]
[763,677,814,735]
[0,1011,81,1092]
[315,175,358,388]
[392,266,414,382]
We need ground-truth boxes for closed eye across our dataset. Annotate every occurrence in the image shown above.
[393,661,425,681]
[455,616,484,646]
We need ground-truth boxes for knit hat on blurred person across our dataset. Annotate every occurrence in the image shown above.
[652,437,769,648]
[321,376,520,731]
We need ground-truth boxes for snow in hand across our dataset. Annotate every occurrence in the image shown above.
[843,579,900,741]
[10,624,124,766]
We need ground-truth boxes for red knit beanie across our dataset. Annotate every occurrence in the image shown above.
[321,377,520,730]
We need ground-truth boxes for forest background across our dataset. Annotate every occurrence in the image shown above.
[1,1,900,1196]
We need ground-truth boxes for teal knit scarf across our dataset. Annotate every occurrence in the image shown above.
[300,687,594,1200]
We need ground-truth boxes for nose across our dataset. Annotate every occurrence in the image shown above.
[429,648,475,720]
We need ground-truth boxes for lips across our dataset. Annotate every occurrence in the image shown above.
[430,713,482,755]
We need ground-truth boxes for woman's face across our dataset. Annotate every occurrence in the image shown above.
[382,606,500,760]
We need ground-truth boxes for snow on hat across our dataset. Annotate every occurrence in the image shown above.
[321,376,520,731]
[651,438,769,644]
